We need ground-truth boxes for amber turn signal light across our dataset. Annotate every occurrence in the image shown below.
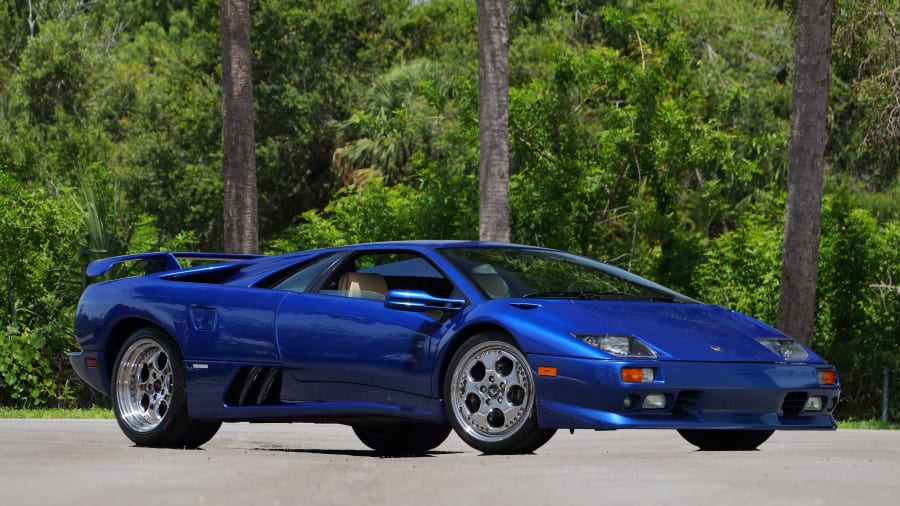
[817,369,837,386]
[621,367,654,383]
[538,366,558,377]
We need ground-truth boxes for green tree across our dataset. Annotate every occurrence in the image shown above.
[332,60,450,186]
[817,193,900,419]
[251,0,411,238]
[830,0,900,187]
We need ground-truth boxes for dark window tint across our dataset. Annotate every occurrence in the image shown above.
[272,253,342,293]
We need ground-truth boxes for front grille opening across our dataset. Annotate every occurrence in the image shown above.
[672,390,703,415]
[225,366,283,406]
[781,392,808,415]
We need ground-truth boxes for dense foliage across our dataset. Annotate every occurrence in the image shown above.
[0,173,82,406]
[0,0,897,419]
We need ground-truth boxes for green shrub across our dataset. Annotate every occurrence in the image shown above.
[0,173,83,407]
[693,189,900,421]
[693,192,784,325]
[816,196,900,420]
[0,317,78,408]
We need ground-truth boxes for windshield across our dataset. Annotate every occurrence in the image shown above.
[439,246,695,303]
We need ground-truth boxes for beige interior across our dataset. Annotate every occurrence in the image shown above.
[338,272,388,299]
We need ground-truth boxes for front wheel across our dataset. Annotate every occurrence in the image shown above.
[678,429,774,451]
[112,327,221,448]
[352,423,452,456]
[444,333,556,454]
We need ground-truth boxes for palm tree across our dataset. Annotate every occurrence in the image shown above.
[477,0,510,243]
[777,0,834,346]
[332,61,445,186]
[220,0,258,254]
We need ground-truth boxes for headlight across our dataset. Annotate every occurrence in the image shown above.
[577,334,657,358]
[755,337,809,361]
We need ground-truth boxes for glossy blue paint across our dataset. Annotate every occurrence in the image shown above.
[275,293,445,398]
[85,251,261,277]
[70,241,840,434]
[383,290,466,312]
[530,355,838,430]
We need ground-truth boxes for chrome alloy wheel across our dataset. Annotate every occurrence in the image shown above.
[115,338,174,433]
[449,340,535,443]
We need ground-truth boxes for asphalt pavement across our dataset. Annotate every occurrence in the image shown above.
[1,419,896,506]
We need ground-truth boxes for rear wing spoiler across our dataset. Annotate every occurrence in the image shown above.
[85,252,262,278]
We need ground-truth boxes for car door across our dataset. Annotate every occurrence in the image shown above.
[274,249,462,401]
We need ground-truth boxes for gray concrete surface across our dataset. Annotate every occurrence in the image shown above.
[1,419,897,506]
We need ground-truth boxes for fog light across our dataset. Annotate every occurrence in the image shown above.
[621,367,654,383]
[642,394,667,409]
[804,396,824,412]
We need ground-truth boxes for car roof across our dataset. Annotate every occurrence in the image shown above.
[322,240,546,251]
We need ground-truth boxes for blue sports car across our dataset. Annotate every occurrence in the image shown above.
[70,241,839,454]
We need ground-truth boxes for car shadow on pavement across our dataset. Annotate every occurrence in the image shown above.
[253,447,464,458]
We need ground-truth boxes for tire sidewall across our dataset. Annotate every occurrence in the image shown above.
[112,327,188,446]
[443,332,549,454]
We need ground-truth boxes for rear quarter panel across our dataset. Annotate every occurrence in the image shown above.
[75,277,288,364]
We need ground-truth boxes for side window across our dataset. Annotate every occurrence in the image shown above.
[271,253,342,293]
[318,251,456,300]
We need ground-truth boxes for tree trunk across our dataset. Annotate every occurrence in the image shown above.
[220,0,258,254]
[477,0,510,243]
[778,0,833,347]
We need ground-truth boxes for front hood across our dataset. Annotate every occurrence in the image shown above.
[499,300,821,363]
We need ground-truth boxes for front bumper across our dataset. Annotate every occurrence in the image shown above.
[531,354,840,430]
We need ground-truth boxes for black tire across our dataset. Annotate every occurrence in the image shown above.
[678,429,775,451]
[352,423,452,456]
[111,327,221,448]
[443,333,556,454]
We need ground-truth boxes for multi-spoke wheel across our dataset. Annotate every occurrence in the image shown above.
[352,423,452,456]
[678,429,774,451]
[112,327,220,448]
[444,333,555,454]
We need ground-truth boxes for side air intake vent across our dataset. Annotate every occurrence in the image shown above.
[225,366,283,406]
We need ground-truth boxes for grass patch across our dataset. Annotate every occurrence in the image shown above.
[837,419,900,430]
[0,407,114,419]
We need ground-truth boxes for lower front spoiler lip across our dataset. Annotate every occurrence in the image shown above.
[538,399,838,430]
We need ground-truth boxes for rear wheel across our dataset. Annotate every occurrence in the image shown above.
[352,423,452,456]
[444,333,556,454]
[678,429,774,451]
[112,327,221,448]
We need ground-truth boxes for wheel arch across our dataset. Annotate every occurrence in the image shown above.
[104,318,175,383]
[435,322,521,395]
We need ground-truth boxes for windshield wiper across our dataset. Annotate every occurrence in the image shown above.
[523,291,679,302]
[522,291,579,299]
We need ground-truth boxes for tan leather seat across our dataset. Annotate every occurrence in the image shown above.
[338,272,388,299]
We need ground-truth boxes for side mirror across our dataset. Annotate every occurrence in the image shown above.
[383,290,465,313]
